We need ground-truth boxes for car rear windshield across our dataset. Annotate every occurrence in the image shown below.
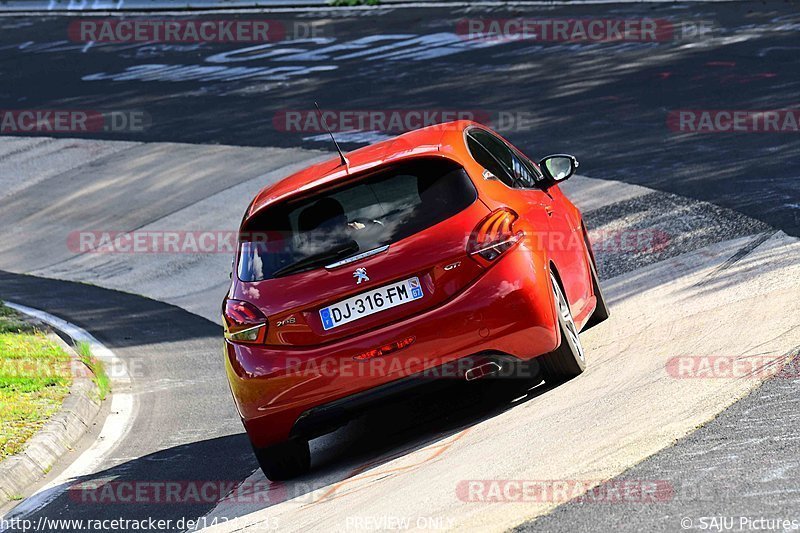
[237,157,477,281]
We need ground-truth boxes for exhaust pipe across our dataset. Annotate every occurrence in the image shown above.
[465,362,503,381]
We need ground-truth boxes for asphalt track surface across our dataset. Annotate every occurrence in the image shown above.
[1,148,797,532]
[0,2,799,532]
[516,347,800,533]
[0,2,798,236]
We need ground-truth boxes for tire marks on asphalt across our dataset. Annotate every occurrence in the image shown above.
[694,229,778,287]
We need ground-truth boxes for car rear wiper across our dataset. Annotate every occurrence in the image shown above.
[273,241,359,278]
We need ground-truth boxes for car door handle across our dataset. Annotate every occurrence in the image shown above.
[544,205,554,216]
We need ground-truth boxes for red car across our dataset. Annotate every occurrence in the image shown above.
[223,121,609,480]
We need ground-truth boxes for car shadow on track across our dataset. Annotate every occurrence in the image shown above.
[54,375,556,528]
[11,434,257,531]
[208,374,557,520]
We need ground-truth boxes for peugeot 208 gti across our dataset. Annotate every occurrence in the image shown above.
[223,121,609,480]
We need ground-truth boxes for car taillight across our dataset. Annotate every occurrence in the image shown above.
[468,208,523,262]
[223,299,267,344]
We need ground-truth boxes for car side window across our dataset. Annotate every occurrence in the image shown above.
[509,151,538,188]
[466,129,539,189]
[513,149,544,187]
[466,131,515,187]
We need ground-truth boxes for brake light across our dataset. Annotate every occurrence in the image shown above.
[468,208,523,262]
[354,336,416,361]
[223,299,267,344]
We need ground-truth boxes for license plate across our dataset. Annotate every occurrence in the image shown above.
[319,277,424,331]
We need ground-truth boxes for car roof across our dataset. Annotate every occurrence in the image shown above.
[246,119,478,219]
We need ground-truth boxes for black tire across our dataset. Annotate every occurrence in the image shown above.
[253,438,310,481]
[582,258,610,331]
[538,273,587,384]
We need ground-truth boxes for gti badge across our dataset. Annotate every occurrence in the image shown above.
[353,267,369,284]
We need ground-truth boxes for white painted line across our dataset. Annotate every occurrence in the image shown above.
[0,302,137,527]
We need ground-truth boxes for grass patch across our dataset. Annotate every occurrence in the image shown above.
[0,302,36,334]
[75,341,110,401]
[0,303,71,461]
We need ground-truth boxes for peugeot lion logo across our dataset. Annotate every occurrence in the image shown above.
[353,268,369,284]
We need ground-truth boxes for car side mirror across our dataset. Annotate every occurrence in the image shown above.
[539,154,579,183]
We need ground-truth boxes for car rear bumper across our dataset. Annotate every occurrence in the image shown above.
[290,352,535,441]
[225,244,559,448]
